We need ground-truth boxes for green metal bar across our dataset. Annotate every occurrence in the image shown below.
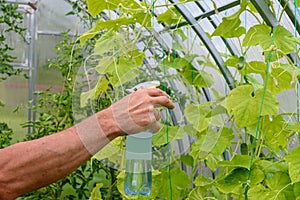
[168,0,240,30]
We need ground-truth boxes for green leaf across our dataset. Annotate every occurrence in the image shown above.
[285,146,300,183]
[254,159,288,174]
[212,6,246,38]
[250,167,265,185]
[206,154,223,172]
[261,115,290,151]
[225,85,278,127]
[248,173,294,200]
[287,122,300,133]
[163,54,198,69]
[219,155,251,170]
[80,78,109,107]
[190,128,233,160]
[245,61,267,75]
[86,0,141,17]
[216,168,248,195]
[159,168,190,200]
[95,49,144,87]
[162,54,214,87]
[89,183,103,200]
[80,21,103,45]
[180,154,194,168]
[93,137,124,164]
[107,56,140,87]
[243,24,272,48]
[225,55,239,68]
[247,185,275,200]
[186,187,207,200]
[157,7,182,25]
[184,104,209,133]
[244,74,263,89]
[152,125,184,146]
[265,171,291,191]
[180,66,214,88]
[194,175,214,187]
[86,0,115,16]
[267,63,300,94]
[94,31,125,56]
[243,25,300,60]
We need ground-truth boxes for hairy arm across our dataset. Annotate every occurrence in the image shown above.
[0,88,174,199]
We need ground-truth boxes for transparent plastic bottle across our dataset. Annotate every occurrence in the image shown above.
[124,131,152,196]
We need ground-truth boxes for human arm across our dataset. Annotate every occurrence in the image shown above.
[0,88,174,199]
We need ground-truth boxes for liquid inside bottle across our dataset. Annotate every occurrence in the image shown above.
[124,159,152,196]
[124,131,152,196]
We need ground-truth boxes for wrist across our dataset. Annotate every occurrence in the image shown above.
[95,107,122,141]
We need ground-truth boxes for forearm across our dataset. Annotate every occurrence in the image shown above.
[0,108,119,199]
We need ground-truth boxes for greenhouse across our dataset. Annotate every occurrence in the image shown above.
[1,0,300,199]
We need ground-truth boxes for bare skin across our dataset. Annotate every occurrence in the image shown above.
[0,88,174,199]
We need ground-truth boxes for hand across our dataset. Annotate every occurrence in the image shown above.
[110,88,174,136]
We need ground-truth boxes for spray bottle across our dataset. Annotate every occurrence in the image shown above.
[124,81,160,196]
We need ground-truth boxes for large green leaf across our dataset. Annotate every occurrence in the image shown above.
[243,24,300,60]
[184,104,209,133]
[86,0,141,17]
[93,137,124,164]
[159,168,190,200]
[261,115,290,151]
[107,55,141,87]
[267,63,300,94]
[265,171,291,191]
[162,54,214,87]
[80,78,109,107]
[186,187,208,200]
[219,155,251,170]
[194,175,214,187]
[190,128,233,160]
[216,168,248,195]
[287,122,300,133]
[225,85,278,127]
[284,146,300,183]
[245,61,267,75]
[152,125,184,146]
[157,7,183,25]
[212,3,247,38]
[247,185,287,200]
[248,172,294,200]
[180,65,214,88]
[163,54,198,70]
[94,31,125,56]
[242,24,271,48]
[95,49,144,87]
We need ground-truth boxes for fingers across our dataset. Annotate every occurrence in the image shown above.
[144,88,175,109]
[147,88,169,97]
[151,96,175,109]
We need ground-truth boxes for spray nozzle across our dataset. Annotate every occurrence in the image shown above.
[126,81,160,93]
